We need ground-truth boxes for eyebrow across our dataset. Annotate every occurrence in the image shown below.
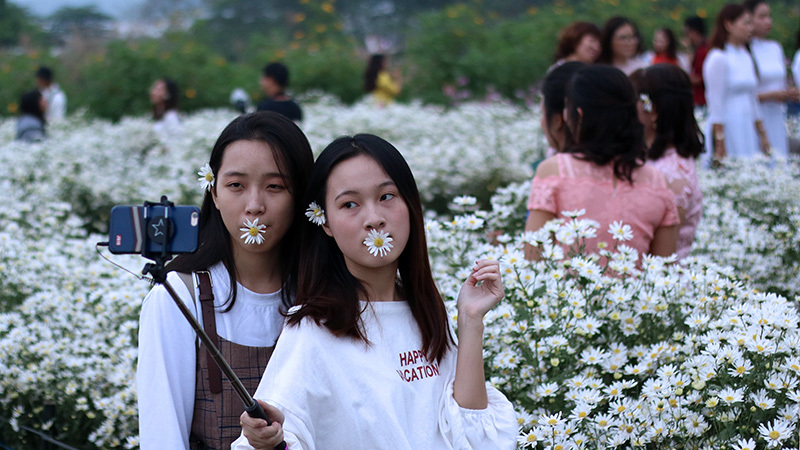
[219,171,285,179]
[334,180,396,201]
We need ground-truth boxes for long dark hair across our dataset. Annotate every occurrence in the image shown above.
[542,61,585,150]
[167,112,314,310]
[364,54,384,93]
[288,134,453,363]
[554,21,601,62]
[710,4,748,49]
[20,90,46,123]
[655,28,678,60]
[629,64,704,160]
[563,65,644,183]
[599,16,644,64]
[152,78,179,120]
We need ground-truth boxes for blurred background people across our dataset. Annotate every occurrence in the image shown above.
[599,16,647,75]
[35,66,66,123]
[684,16,711,108]
[552,21,602,69]
[539,61,585,156]
[630,64,704,259]
[150,77,182,139]
[649,28,680,66]
[230,88,251,114]
[364,54,402,106]
[256,62,303,122]
[525,65,678,261]
[745,0,799,158]
[703,4,770,162]
[16,90,47,142]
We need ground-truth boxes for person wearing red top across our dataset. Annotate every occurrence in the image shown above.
[684,16,710,107]
[651,28,680,66]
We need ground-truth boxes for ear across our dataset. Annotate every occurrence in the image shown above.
[322,221,333,238]
[211,186,220,210]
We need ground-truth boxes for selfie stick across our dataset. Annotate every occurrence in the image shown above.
[141,197,286,450]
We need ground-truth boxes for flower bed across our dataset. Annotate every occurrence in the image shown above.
[0,101,798,448]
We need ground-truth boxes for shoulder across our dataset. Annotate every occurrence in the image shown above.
[533,155,560,179]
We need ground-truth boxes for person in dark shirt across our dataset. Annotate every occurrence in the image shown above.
[256,62,303,122]
[684,16,710,107]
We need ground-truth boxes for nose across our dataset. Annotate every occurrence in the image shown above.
[364,203,385,230]
[245,188,266,216]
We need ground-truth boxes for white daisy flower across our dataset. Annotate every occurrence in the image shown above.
[305,202,326,225]
[609,220,633,241]
[639,93,653,112]
[363,229,393,257]
[239,218,266,245]
[197,163,215,191]
[452,195,477,206]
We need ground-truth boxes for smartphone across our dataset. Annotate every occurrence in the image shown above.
[108,204,200,255]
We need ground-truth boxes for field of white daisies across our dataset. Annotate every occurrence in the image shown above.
[1,96,799,449]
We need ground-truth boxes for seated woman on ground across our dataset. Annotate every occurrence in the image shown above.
[525,65,679,262]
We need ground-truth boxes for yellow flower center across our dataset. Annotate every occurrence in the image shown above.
[736,366,745,374]
[314,209,323,217]
[526,434,537,442]
[249,227,259,236]
[205,173,214,182]
[373,237,384,247]
[770,430,780,439]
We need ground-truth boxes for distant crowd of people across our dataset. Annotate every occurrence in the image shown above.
[551,3,800,159]
[15,53,403,143]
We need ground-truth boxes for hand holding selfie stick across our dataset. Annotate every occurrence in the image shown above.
[139,197,287,450]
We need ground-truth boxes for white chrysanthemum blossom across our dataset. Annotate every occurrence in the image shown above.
[197,163,215,191]
[305,202,326,226]
[608,220,634,242]
[452,195,477,207]
[239,218,266,245]
[363,229,393,257]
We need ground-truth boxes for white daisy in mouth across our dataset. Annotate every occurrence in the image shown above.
[305,202,326,225]
[198,163,215,191]
[239,218,266,245]
[363,229,393,257]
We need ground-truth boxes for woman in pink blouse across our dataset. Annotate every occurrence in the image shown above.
[630,64,704,260]
[525,65,679,261]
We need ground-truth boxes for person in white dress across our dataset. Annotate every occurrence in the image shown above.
[137,112,314,450]
[703,3,770,163]
[234,134,517,449]
[745,0,800,158]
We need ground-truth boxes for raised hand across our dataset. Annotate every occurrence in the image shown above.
[456,259,505,322]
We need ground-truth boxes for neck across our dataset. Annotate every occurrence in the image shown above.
[349,263,400,302]
[231,245,283,294]
[644,128,657,149]
[613,55,630,66]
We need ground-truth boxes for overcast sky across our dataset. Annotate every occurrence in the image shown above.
[14,0,143,19]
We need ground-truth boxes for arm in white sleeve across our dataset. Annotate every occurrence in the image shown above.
[439,379,518,449]
[703,50,728,125]
[792,50,800,92]
[137,272,200,450]
[232,321,317,450]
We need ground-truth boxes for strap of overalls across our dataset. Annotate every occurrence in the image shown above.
[196,271,222,394]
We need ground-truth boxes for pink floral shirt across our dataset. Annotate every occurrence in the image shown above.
[528,153,679,257]
[645,148,703,259]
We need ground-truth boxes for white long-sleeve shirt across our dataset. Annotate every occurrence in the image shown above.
[793,50,800,90]
[137,262,284,449]
[232,300,518,450]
